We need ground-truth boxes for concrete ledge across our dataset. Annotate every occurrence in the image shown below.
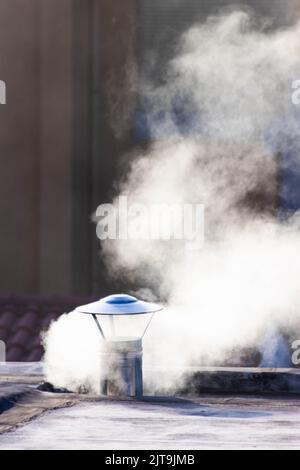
[181,367,300,395]
[2,366,300,404]
[0,362,43,376]
[145,367,300,396]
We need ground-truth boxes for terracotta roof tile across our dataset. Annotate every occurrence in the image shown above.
[39,313,60,331]
[6,345,26,362]
[26,347,44,362]
[0,327,8,342]
[26,334,43,351]
[0,311,17,330]
[14,312,39,330]
[10,329,32,348]
[0,294,98,362]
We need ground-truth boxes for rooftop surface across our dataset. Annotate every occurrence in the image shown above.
[1,393,300,450]
[1,365,300,449]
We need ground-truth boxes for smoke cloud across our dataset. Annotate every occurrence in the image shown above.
[44,9,300,392]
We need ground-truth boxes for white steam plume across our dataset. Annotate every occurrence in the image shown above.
[44,9,300,392]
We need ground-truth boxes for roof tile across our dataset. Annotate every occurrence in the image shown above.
[0,294,97,361]
[26,347,44,362]
[6,345,26,362]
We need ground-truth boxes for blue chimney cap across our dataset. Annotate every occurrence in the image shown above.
[75,294,163,316]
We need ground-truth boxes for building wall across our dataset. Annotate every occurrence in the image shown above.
[0,0,298,296]
[71,0,137,295]
[90,0,137,294]
[39,0,73,294]
[0,0,40,293]
[0,0,137,296]
[0,0,75,295]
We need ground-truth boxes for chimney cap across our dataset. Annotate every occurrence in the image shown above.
[75,293,163,316]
